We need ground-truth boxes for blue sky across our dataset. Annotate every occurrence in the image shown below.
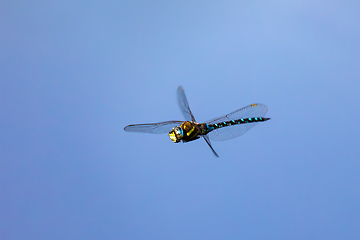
[1,1,359,239]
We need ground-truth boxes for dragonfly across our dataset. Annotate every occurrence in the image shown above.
[124,86,270,157]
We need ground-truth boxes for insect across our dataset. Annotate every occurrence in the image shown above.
[124,86,270,157]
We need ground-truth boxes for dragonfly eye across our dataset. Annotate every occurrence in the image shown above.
[169,126,183,143]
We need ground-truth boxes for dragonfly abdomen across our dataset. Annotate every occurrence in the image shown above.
[207,117,270,131]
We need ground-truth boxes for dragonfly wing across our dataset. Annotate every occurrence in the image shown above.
[206,103,268,124]
[124,121,183,134]
[207,122,259,141]
[177,86,196,122]
[206,103,268,141]
[202,135,219,157]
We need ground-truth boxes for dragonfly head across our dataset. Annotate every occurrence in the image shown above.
[169,126,184,143]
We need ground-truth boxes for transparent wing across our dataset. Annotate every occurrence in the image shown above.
[206,103,268,141]
[177,86,196,122]
[202,135,219,157]
[206,103,268,124]
[124,121,183,134]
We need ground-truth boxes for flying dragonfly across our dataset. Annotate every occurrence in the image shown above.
[124,86,270,157]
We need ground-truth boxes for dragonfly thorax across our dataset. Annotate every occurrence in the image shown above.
[169,121,204,143]
[169,126,184,143]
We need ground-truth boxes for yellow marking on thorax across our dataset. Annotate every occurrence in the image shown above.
[187,126,195,136]
[251,104,257,107]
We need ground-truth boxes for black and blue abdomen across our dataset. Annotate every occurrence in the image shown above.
[208,117,270,131]
[203,117,270,141]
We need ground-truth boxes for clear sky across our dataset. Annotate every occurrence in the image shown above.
[1,1,359,239]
